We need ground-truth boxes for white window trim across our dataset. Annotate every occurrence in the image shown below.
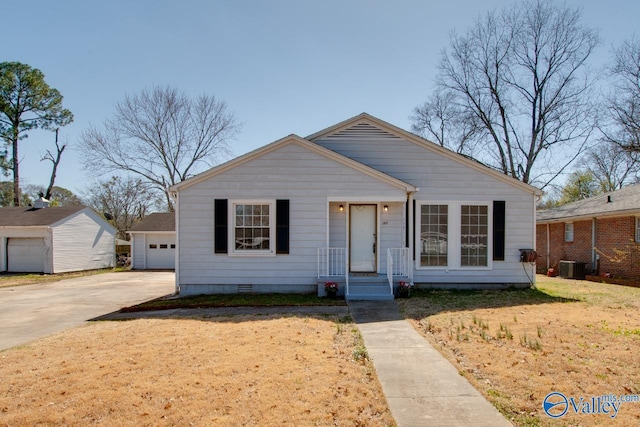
[228,199,276,257]
[635,217,640,243]
[565,222,574,243]
[416,201,493,271]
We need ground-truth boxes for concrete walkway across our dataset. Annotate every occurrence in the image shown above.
[349,300,512,427]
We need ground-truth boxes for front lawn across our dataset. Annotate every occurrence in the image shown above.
[399,275,640,426]
[0,315,394,426]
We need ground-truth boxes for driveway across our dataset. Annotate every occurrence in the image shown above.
[0,271,175,351]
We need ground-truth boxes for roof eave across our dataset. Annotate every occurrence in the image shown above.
[537,208,640,223]
[170,134,417,193]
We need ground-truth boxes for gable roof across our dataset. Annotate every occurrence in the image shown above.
[537,183,640,222]
[307,113,543,196]
[169,133,417,193]
[128,212,175,232]
[0,206,86,227]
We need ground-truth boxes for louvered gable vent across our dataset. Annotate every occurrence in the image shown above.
[324,122,401,140]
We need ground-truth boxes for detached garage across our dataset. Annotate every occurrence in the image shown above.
[0,200,117,274]
[128,213,175,270]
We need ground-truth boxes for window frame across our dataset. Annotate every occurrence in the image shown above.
[228,199,276,257]
[418,204,449,268]
[460,204,490,268]
[635,217,640,243]
[564,222,574,242]
[416,201,492,270]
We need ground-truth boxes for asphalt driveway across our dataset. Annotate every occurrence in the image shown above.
[0,271,175,351]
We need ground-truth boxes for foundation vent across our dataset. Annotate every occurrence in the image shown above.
[238,284,253,293]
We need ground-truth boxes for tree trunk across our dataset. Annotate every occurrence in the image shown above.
[12,127,19,207]
[44,129,65,200]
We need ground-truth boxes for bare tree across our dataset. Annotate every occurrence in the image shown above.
[41,128,66,200]
[419,0,599,188]
[82,176,161,239]
[582,143,639,192]
[79,86,241,210]
[23,184,82,207]
[411,90,481,154]
[600,36,640,153]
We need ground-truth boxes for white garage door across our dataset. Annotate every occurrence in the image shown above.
[8,238,46,272]
[146,236,175,269]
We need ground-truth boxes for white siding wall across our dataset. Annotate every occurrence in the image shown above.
[378,202,404,273]
[51,209,116,273]
[130,233,146,269]
[0,229,52,273]
[328,202,346,248]
[314,124,537,286]
[178,141,407,294]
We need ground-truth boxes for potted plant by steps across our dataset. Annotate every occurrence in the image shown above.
[397,281,411,298]
[325,281,338,299]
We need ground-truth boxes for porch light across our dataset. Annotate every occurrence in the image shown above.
[339,204,344,212]
[383,205,389,212]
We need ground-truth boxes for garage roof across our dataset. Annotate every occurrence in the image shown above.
[0,206,86,227]
[128,213,175,232]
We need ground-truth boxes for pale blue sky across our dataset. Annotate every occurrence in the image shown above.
[4,0,639,196]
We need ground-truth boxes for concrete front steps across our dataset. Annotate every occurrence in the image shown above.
[347,275,394,300]
[318,275,410,301]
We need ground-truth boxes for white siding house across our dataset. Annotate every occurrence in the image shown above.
[170,114,542,299]
[128,213,176,270]
[0,203,116,274]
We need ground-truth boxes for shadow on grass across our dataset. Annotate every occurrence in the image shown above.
[90,293,349,322]
[399,287,579,320]
[119,292,347,312]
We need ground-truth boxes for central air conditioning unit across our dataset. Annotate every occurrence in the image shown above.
[558,260,587,279]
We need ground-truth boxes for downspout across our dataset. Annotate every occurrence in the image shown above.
[173,191,180,294]
[546,223,550,271]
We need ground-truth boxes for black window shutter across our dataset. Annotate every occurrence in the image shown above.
[412,200,416,260]
[214,199,228,254]
[276,199,290,254]
[493,200,506,261]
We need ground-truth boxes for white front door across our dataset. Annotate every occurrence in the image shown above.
[350,205,376,272]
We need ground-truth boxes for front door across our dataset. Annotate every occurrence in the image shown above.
[350,204,377,272]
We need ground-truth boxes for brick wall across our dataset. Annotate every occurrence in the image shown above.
[595,217,640,279]
[537,216,640,279]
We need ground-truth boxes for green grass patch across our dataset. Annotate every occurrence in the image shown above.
[121,292,346,312]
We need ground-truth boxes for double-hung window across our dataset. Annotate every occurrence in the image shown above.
[417,202,492,269]
[420,205,448,266]
[231,201,275,255]
[565,223,574,242]
[460,205,488,267]
[636,218,640,243]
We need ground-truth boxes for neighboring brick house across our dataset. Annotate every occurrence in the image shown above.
[536,184,640,280]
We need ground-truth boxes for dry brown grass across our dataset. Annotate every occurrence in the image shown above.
[0,316,394,426]
[0,269,114,289]
[399,275,640,426]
